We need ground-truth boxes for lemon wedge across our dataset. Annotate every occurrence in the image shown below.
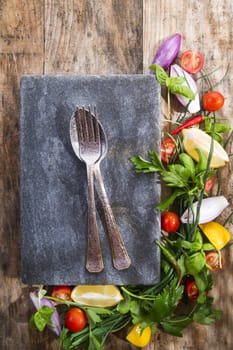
[199,221,231,250]
[182,128,229,168]
[71,285,123,307]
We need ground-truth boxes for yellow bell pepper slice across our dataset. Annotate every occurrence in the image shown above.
[126,324,152,347]
[199,221,231,250]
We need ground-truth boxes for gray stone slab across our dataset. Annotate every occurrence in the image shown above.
[20,74,161,285]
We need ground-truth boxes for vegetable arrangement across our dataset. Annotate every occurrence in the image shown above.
[29,34,232,349]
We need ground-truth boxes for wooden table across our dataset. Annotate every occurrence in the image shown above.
[1,1,232,349]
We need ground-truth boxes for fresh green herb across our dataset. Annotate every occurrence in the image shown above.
[58,310,131,350]
[149,64,195,100]
[30,305,56,332]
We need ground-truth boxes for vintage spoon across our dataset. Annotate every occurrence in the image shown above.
[70,106,131,270]
[70,107,104,273]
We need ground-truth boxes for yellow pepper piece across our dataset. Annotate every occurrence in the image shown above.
[126,324,152,348]
[199,221,231,250]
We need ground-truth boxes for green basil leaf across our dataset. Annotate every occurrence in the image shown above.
[179,153,196,177]
[30,306,56,332]
[149,64,168,85]
[170,84,195,99]
[206,122,231,134]
[166,76,185,88]
[168,164,191,181]
[185,252,206,275]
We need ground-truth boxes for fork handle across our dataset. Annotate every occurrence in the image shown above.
[86,164,104,273]
[94,165,131,270]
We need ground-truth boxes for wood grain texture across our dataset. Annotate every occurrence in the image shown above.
[0,0,142,349]
[0,0,233,349]
[143,1,233,349]
[0,1,45,349]
[44,0,143,74]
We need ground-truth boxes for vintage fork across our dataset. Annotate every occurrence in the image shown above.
[90,108,131,270]
[76,107,104,273]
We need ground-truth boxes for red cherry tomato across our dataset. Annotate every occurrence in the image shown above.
[65,307,87,333]
[185,280,199,302]
[161,138,176,163]
[51,286,72,301]
[204,177,215,193]
[202,91,224,112]
[180,50,204,74]
[161,211,180,233]
[205,251,225,272]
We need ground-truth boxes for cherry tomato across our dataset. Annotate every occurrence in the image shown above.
[65,307,87,333]
[204,177,215,193]
[51,286,72,301]
[202,91,224,112]
[205,251,225,272]
[161,138,176,163]
[161,211,180,233]
[185,280,199,302]
[180,50,204,74]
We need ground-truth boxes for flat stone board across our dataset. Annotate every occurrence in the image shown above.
[20,74,161,285]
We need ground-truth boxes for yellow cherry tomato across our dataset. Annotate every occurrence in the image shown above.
[199,221,231,250]
[126,324,152,347]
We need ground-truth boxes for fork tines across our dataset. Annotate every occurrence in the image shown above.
[75,106,100,145]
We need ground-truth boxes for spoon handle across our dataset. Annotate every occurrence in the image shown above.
[94,165,131,270]
[86,164,104,273]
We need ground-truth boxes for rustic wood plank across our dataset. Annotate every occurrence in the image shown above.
[0,1,47,349]
[1,0,143,349]
[1,0,232,349]
[143,1,233,350]
[44,0,143,74]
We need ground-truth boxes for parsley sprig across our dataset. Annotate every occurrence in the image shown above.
[131,148,215,211]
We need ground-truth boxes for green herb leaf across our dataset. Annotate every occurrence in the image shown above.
[58,328,73,350]
[130,155,160,173]
[88,332,102,350]
[130,150,164,173]
[160,315,192,337]
[161,168,188,188]
[185,251,206,275]
[86,307,113,326]
[206,122,231,134]
[148,150,165,170]
[156,189,186,211]
[149,64,168,85]
[170,84,195,99]
[117,293,131,314]
[166,76,185,88]
[149,280,183,322]
[30,306,56,332]
[192,297,222,325]
[179,153,196,177]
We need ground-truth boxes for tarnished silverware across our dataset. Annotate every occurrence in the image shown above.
[70,106,131,271]
[91,108,131,270]
[70,107,104,273]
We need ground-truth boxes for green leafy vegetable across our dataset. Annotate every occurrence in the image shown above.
[30,306,56,332]
[149,63,195,99]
